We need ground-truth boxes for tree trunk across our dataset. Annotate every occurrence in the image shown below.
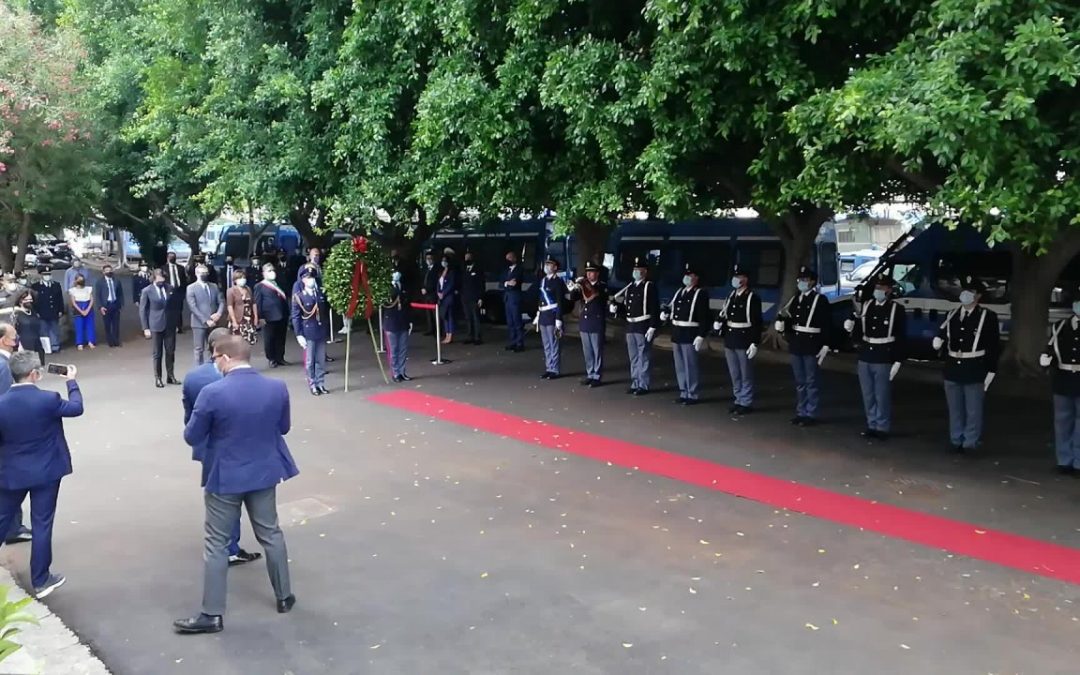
[1006,231,1080,375]
[288,205,332,251]
[13,212,32,275]
[572,217,611,275]
[0,233,13,274]
[762,206,832,348]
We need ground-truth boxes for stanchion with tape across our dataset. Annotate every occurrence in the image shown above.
[412,302,450,365]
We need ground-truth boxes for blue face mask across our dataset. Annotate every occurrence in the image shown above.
[959,290,976,306]
[632,270,643,282]
[682,275,693,288]
[392,272,402,283]
[797,280,810,293]
[1072,301,1080,316]
[731,276,742,289]
[873,289,887,302]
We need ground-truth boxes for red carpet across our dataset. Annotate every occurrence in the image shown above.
[370,390,1080,586]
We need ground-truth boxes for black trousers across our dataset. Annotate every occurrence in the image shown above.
[152,330,176,378]
[462,297,482,342]
[263,319,287,363]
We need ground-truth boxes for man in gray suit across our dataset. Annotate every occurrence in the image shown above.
[141,269,179,388]
[0,323,31,545]
[185,264,224,367]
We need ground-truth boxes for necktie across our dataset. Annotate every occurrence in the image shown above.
[170,264,178,287]
[107,278,115,302]
[159,287,166,301]
[206,283,212,303]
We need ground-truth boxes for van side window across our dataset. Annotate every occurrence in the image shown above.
[817,242,838,286]
[737,243,783,287]
[934,252,1010,303]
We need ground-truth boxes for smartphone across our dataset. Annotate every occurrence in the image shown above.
[45,363,69,376]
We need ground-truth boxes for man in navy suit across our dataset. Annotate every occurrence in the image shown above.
[501,250,525,351]
[181,327,260,568]
[175,336,297,634]
[0,323,32,545]
[140,268,179,388]
[93,264,124,347]
[253,263,289,368]
[0,352,83,598]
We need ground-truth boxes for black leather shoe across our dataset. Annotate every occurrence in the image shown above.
[167,376,180,385]
[861,428,878,439]
[228,549,263,566]
[173,613,223,634]
[681,399,698,406]
[277,595,296,614]
[155,378,165,389]
[317,386,330,395]
[278,359,291,366]
[311,388,322,396]
[504,345,515,351]
[393,375,403,383]
[952,444,965,454]
[1056,465,1076,475]
[791,416,804,426]
[325,355,336,363]
[512,345,525,352]
[588,380,602,388]
[399,374,412,381]
[674,397,687,404]
[269,361,279,368]
[541,372,552,380]
[801,418,818,427]
[633,389,648,396]
[626,388,638,395]
[580,378,592,385]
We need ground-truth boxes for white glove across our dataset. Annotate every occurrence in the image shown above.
[408,323,414,335]
[660,311,669,322]
[774,320,785,332]
[746,344,758,360]
[889,362,901,381]
[713,321,722,332]
[693,336,705,352]
[984,372,996,392]
[296,336,308,349]
[1040,353,1052,368]
[816,345,830,365]
[609,303,618,314]
[532,314,540,326]
[843,319,855,333]
[645,327,656,342]
[555,319,563,331]
[932,336,944,351]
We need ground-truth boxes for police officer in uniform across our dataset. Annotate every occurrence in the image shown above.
[663,263,710,405]
[932,278,1000,453]
[501,250,525,351]
[845,275,906,439]
[384,263,413,382]
[291,265,330,396]
[570,261,608,387]
[611,257,659,395]
[31,266,64,354]
[1041,293,1080,475]
[534,256,568,379]
[777,266,831,426]
[714,265,762,414]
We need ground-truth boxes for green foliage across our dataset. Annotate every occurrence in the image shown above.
[323,237,393,318]
[0,585,38,664]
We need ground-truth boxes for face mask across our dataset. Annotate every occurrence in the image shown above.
[465,258,473,265]
[392,272,402,283]
[797,280,810,293]
[441,261,449,268]
[506,258,514,265]
[303,278,317,290]
[42,275,52,283]
[167,258,175,264]
[155,280,165,287]
[197,272,208,281]
[265,271,277,281]
[251,260,260,268]
[959,290,976,306]
[236,278,247,287]
[212,357,223,375]
[17,279,26,286]
[873,289,887,302]
[682,275,693,288]
[1073,301,1080,316]
[226,259,234,266]
[104,271,113,277]
[139,268,148,275]
[731,277,742,289]
[311,254,320,263]
[545,265,555,276]
[4,283,16,292]
[21,300,31,308]
[75,280,85,287]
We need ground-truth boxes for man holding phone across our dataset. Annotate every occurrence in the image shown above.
[0,352,82,599]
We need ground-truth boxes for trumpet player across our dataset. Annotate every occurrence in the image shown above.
[570,262,608,387]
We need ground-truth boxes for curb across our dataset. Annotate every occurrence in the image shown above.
[0,567,110,675]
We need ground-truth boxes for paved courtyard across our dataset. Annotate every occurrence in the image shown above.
[2,306,1078,674]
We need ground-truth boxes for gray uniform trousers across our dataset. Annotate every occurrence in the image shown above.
[540,324,561,374]
[1053,395,1080,469]
[626,332,652,391]
[580,332,603,381]
[202,487,291,616]
[386,330,409,378]
[943,380,984,449]
[724,347,754,407]
[791,355,820,418]
[857,361,892,432]
[672,343,700,400]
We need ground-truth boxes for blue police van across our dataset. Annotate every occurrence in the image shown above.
[606,217,846,320]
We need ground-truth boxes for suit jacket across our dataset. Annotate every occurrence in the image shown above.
[140,283,175,333]
[254,280,289,323]
[0,381,83,490]
[185,281,225,328]
[0,352,11,395]
[93,276,124,308]
[165,262,189,309]
[30,281,64,321]
[182,362,221,465]
[183,368,298,494]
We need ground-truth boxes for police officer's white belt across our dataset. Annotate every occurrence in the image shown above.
[627,314,652,323]
[794,326,821,334]
[672,320,700,327]
[727,321,752,329]
[539,303,559,312]
[948,350,986,359]
[1059,363,1080,373]
[863,336,896,344]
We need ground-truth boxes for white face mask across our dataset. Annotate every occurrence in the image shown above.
[303,278,317,290]
[545,265,555,276]
[392,272,402,283]
[236,278,247,287]
[264,271,276,281]
[959,290,976,306]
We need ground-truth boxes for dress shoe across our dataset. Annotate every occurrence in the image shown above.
[167,376,180,385]
[277,595,296,614]
[393,375,403,383]
[278,359,291,366]
[588,380,602,388]
[580,378,593,386]
[473,340,483,345]
[735,405,752,414]
[326,355,336,362]
[1056,465,1075,476]
[626,387,639,395]
[228,549,262,566]
[674,397,687,405]
[790,416,805,426]
[463,339,475,345]
[512,345,525,353]
[541,372,553,380]
[681,399,698,406]
[173,613,223,635]
[311,387,322,396]
[800,417,818,427]
[952,444,966,454]
[269,360,279,368]
[504,345,515,351]
[5,527,31,545]
[728,404,739,414]
[633,389,648,396]
[861,428,878,439]
[155,378,165,389]
[399,374,412,381]
[318,386,330,395]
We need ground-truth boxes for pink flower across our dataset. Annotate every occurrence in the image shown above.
[0,163,6,173]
